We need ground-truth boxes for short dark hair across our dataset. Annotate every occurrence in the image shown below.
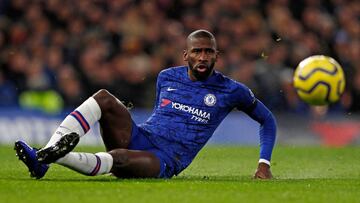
[187,29,217,48]
[188,29,215,40]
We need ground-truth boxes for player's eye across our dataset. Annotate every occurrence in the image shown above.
[205,49,215,54]
[192,49,201,54]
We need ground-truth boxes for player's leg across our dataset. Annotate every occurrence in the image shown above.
[34,89,128,175]
[55,151,113,176]
[45,95,101,148]
[48,89,133,176]
[90,89,161,178]
[15,92,103,178]
[55,149,161,178]
[39,89,161,178]
[17,89,161,178]
[93,89,132,150]
[108,149,160,178]
[35,92,102,163]
[104,123,170,178]
[37,88,131,162]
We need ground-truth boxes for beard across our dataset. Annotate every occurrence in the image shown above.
[188,62,215,81]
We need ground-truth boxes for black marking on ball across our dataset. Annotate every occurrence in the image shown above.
[298,66,338,80]
[295,81,331,103]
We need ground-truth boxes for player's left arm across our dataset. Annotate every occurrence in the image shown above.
[243,99,276,179]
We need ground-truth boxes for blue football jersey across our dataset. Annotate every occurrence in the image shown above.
[140,66,273,174]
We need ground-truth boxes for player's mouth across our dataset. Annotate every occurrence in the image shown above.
[196,64,209,73]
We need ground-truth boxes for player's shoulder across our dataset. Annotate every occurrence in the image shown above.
[215,71,250,92]
[217,72,256,105]
[159,66,186,77]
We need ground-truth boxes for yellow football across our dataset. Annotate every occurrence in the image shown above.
[293,55,345,105]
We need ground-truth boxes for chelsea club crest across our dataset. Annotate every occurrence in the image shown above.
[204,94,216,106]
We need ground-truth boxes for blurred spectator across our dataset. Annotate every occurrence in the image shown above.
[18,57,63,114]
[19,89,63,114]
[0,69,18,106]
[253,43,292,112]
[57,64,86,108]
[0,0,358,116]
[348,68,360,112]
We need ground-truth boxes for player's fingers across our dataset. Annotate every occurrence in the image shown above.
[253,171,272,179]
[253,171,264,179]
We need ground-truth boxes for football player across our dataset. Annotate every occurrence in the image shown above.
[15,29,276,179]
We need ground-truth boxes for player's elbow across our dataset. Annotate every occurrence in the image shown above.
[264,112,277,129]
[268,112,276,125]
[260,112,277,140]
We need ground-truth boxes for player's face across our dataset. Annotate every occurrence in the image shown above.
[184,37,218,81]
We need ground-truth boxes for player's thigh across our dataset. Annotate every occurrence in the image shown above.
[109,149,160,178]
[93,89,132,150]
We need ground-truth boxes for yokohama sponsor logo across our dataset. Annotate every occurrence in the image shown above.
[160,98,211,123]
[171,102,211,120]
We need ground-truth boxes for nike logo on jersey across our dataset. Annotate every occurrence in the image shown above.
[167,87,177,91]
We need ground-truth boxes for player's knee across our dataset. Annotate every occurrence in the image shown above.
[108,149,160,178]
[93,89,118,112]
[108,149,130,177]
[108,149,129,166]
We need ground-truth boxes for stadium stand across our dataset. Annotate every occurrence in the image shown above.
[0,0,359,115]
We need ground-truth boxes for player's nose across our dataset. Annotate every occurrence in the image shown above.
[199,50,208,61]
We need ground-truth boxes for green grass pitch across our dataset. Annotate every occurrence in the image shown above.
[1,145,360,203]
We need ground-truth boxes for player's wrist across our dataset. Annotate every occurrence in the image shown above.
[258,159,270,166]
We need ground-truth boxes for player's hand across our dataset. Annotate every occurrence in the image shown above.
[253,162,273,179]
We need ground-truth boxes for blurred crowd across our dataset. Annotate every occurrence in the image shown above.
[0,0,359,115]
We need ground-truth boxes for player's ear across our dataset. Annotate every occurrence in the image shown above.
[215,50,220,61]
[183,50,188,61]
